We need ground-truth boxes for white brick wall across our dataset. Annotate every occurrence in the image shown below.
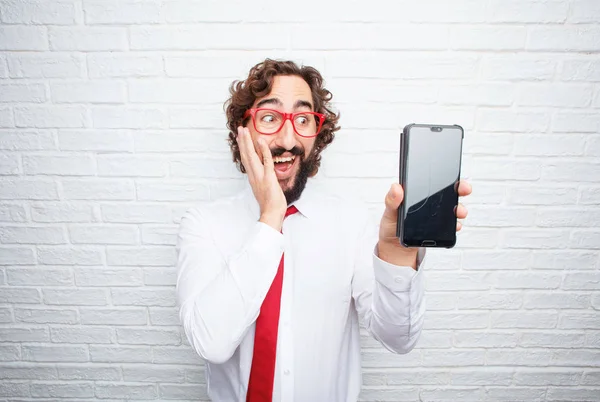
[0,0,599,400]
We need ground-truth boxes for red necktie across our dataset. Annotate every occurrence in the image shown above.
[246,205,298,402]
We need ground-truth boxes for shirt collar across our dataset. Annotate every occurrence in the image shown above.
[241,178,320,220]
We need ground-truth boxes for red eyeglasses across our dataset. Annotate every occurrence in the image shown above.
[244,108,326,138]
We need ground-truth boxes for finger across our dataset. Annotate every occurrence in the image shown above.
[458,179,472,197]
[238,127,263,175]
[456,221,463,232]
[382,183,404,220]
[456,203,468,219]
[257,137,274,174]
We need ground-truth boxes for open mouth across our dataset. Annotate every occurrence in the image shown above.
[273,155,297,178]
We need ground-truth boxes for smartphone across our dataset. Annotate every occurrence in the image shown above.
[396,123,464,248]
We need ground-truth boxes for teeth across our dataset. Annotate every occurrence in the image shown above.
[273,155,295,163]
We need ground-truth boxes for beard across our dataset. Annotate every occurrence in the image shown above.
[271,146,318,205]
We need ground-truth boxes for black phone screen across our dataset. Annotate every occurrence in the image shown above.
[400,125,463,248]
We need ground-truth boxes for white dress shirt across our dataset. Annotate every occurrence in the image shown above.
[175,180,426,402]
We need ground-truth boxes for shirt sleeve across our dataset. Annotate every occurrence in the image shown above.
[351,211,426,354]
[175,207,285,364]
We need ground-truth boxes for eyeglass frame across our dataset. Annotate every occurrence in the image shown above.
[243,108,326,138]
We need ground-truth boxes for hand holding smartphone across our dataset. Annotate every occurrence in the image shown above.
[396,124,464,248]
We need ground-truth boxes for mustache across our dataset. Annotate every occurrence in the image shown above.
[270,146,304,158]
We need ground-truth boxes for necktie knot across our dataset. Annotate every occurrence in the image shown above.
[285,205,298,218]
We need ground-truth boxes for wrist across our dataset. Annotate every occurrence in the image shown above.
[259,212,284,231]
[377,240,419,270]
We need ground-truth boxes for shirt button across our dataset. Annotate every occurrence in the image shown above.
[284,369,290,375]
[394,277,403,283]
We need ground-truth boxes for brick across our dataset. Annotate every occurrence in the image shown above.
[134,130,219,153]
[51,80,126,103]
[0,247,35,265]
[168,105,228,129]
[488,0,568,22]
[462,250,530,270]
[569,0,600,23]
[122,365,186,383]
[75,268,143,287]
[450,26,526,50]
[84,0,161,24]
[453,331,518,348]
[7,53,84,78]
[518,84,592,107]
[152,346,203,365]
[361,350,421,368]
[552,112,600,132]
[501,229,569,249]
[292,24,448,50]
[22,345,88,362]
[31,383,94,398]
[455,228,499,248]
[0,83,46,103]
[0,381,29,397]
[143,268,177,286]
[15,307,78,324]
[467,206,536,227]
[44,288,108,305]
[0,129,55,151]
[37,246,103,265]
[112,288,176,307]
[328,54,479,80]
[425,272,490,292]
[491,311,557,329]
[0,178,58,200]
[508,185,577,205]
[0,26,47,50]
[23,154,94,176]
[484,387,547,401]
[141,225,177,246]
[165,54,270,78]
[562,59,600,82]
[559,312,600,329]
[51,326,113,343]
[582,371,600,385]
[160,384,206,399]
[477,109,548,132]
[170,157,244,179]
[363,369,448,386]
[15,105,87,128]
[514,134,585,156]
[57,365,120,381]
[562,272,600,290]
[359,387,420,401]
[532,250,598,269]
[0,203,28,223]
[528,26,600,51]
[7,267,72,286]
[129,78,230,104]
[80,308,147,325]
[130,25,288,50]
[97,155,167,177]
[570,230,600,249]
[149,307,179,326]
[0,153,20,174]
[0,307,12,323]
[519,331,586,348]
[107,246,176,267]
[537,208,600,227]
[487,349,552,366]
[0,345,20,361]
[0,226,66,244]
[136,182,210,202]
[493,271,562,290]
[103,204,165,225]
[87,53,163,78]
[457,293,522,310]
[451,368,513,386]
[0,55,6,77]
[0,327,48,342]
[547,388,600,401]
[422,350,485,367]
[92,106,167,129]
[0,0,80,24]
[524,293,590,309]
[424,293,457,311]
[69,224,138,245]
[58,129,133,152]
[31,202,94,222]
[552,350,600,366]
[423,312,488,330]
[94,383,157,399]
[185,367,205,383]
[62,179,135,201]
[0,363,56,379]
[90,345,152,363]
[440,84,515,107]
[414,249,461,271]
[49,27,127,51]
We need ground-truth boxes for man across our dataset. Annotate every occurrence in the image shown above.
[175,59,471,401]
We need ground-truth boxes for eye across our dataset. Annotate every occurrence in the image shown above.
[261,114,275,123]
[295,115,309,126]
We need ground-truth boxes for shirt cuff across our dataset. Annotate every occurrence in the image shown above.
[372,247,426,292]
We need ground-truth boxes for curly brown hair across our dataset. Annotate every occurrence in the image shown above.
[224,59,340,177]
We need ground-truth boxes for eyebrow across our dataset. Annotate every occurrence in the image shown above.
[255,97,314,111]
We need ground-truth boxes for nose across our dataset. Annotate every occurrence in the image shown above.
[274,119,296,151]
